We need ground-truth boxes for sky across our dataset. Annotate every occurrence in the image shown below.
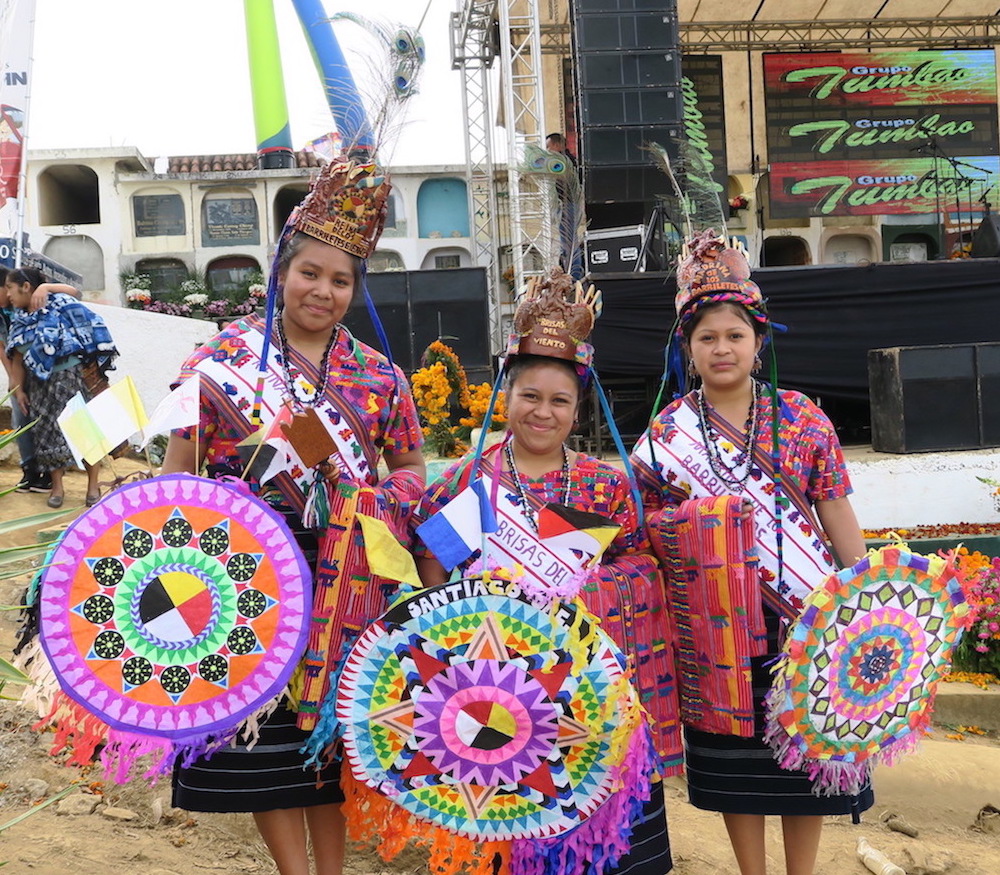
[26,0,467,167]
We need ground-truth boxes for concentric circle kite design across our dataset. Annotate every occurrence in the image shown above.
[39,473,310,739]
[765,544,969,793]
[336,576,634,841]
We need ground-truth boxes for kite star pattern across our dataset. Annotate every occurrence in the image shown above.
[764,544,970,795]
[337,576,643,844]
[38,474,310,776]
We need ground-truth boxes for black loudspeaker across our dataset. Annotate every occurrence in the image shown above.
[571,0,682,226]
[342,271,410,366]
[971,211,1000,258]
[409,268,491,371]
[343,267,490,373]
[868,343,1000,453]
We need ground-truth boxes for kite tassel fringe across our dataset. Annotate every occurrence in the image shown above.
[101,730,174,782]
[342,769,504,875]
[34,692,109,768]
[512,728,656,875]
[762,684,933,797]
[34,691,238,783]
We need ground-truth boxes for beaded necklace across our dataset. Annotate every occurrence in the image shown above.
[503,439,572,532]
[696,378,761,491]
[276,315,339,409]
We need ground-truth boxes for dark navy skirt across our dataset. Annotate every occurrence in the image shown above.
[684,651,874,818]
[172,701,343,813]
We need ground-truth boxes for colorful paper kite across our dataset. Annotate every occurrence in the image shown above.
[764,542,970,795]
[336,574,655,875]
[37,473,311,777]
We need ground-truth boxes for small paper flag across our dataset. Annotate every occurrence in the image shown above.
[58,376,148,465]
[357,513,421,587]
[141,374,201,446]
[537,505,620,566]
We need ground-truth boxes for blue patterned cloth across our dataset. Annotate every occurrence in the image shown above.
[5,296,117,381]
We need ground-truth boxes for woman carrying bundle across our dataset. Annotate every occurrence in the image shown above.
[631,231,871,875]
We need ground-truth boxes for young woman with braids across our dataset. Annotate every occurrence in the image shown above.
[162,159,424,875]
[631,232,871,875]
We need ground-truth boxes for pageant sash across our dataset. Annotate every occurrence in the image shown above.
[185,319,373,510]
[482,447,592,593]
[634,393,835,620]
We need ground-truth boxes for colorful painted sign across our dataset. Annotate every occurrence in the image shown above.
[768,156,1000,217]
[764,50,999,217]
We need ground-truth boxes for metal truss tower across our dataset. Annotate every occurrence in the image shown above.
[498,0,552,295]
[451,1,505,351]
[453,0,550,353]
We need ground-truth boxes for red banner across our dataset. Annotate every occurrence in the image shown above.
[768,156,999,218]
[0,0,34,238]
[764,50,998,107]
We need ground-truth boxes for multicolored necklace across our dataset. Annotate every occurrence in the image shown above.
[276,315,338,409]
[503,439,572,532]
[696,379,761,491]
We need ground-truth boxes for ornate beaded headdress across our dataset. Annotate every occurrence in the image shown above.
[290,159,391,258]
[674,229,767,328]
[505,267,602,371]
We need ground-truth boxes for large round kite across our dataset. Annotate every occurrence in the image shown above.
[764,544,969,794]
[337,576,643,842]
[38,474,310,754]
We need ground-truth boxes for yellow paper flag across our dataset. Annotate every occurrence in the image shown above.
[58,376,149,465]
[356,513,422,588]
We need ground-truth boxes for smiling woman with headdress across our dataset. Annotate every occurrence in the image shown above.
[404,268,678,875]
[161,156,425,875]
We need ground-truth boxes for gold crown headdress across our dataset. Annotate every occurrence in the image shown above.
[291,159,391,259]
[507,267,603,369]
[674,229,766,327]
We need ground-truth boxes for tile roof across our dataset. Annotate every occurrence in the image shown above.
[166,150,325,174]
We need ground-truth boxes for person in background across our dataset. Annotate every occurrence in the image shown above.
[4,267,113,507]
[0,266,82,492]
[631,232,871,875]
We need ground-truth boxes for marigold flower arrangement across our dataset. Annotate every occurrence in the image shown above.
[411,341,505,458]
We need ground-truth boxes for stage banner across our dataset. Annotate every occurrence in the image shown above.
[764,50,999,218]
[0,0,34,238]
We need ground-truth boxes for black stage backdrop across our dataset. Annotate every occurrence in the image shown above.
[590,258,1000,440]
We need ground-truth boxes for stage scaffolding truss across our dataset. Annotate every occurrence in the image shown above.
[453,7,1000,353]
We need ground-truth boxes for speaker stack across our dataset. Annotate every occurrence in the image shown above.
[868,342,1000,453]
[571,0,683,229]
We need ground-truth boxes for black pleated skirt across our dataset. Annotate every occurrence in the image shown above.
[172,701,343,813]
[684,650,874,819]
[610,780,673,875]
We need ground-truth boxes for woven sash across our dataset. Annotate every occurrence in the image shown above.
[652,495,767,737]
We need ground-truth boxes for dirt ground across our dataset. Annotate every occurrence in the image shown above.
[1,459,998,874]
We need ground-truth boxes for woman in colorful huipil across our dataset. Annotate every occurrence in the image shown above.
[631,231,871,875]
[412,269,678,875]
[162,157,424,875]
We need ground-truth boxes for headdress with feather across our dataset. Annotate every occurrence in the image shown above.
[645,137,790,594]
[252,9,427,425]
